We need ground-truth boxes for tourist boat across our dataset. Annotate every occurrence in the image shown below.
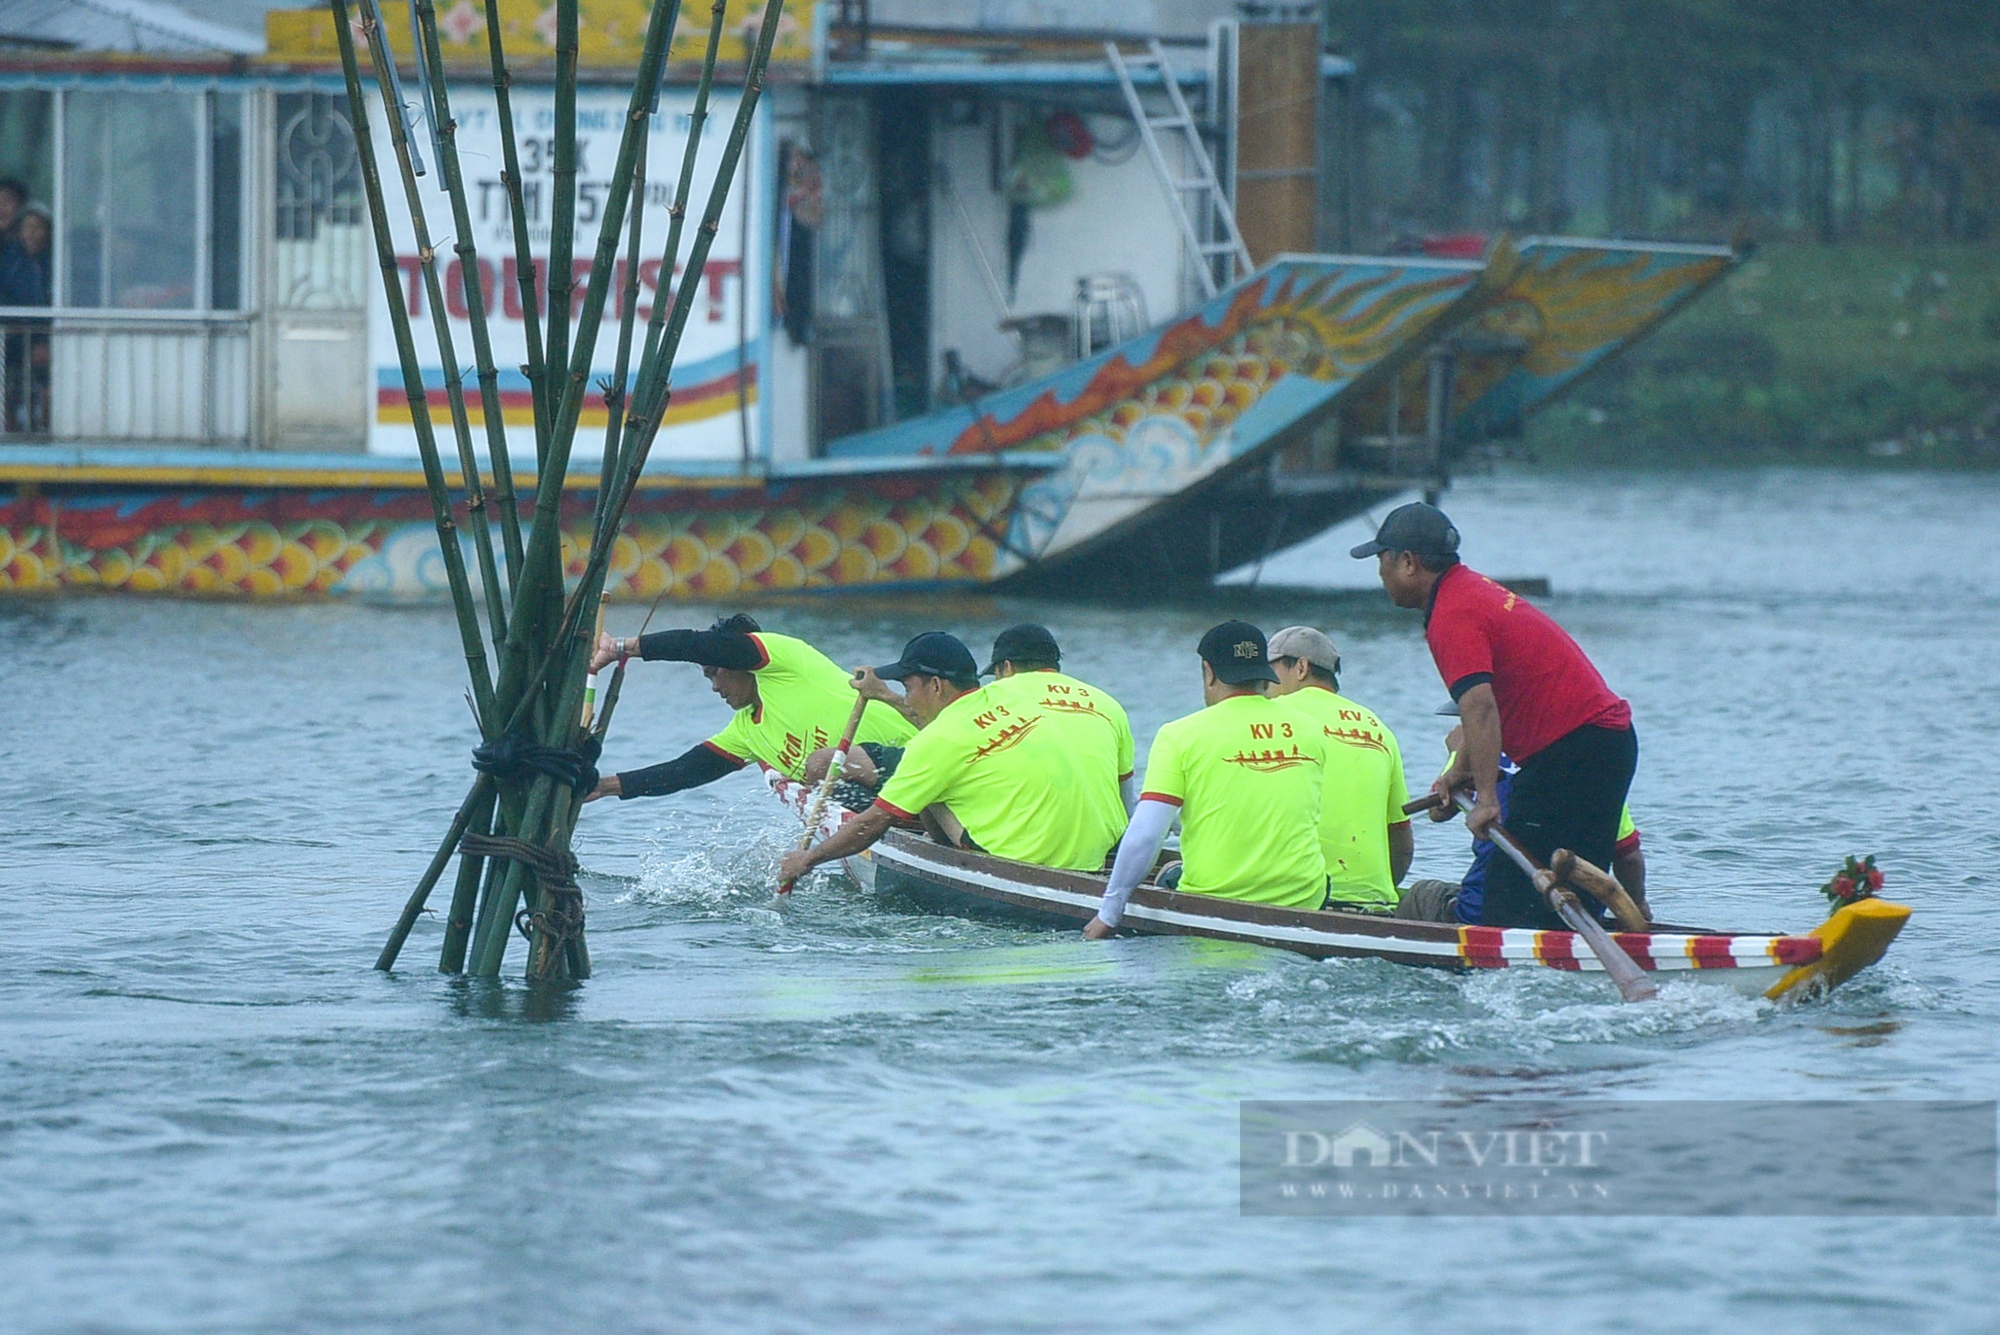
[768,773,1910,1000]
[0,2,1737,601]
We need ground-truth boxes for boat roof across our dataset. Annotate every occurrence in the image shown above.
[0,1,1356,85]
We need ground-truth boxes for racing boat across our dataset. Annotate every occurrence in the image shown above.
[768,773,1909,1000]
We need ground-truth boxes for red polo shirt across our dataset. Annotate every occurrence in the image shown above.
[1426,564,1631,761]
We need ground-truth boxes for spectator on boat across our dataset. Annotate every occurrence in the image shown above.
[1356,501,1635,931]
[1,202,52,433]
[0,179,26,246]
[1084,622,1328,938]
[585,613,915,801]
[1264,625,1412,911]
[775,630,1130,883]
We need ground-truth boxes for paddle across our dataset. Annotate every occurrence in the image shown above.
[777,690,872,895]
[1551,848,1650,932]
[1406,792,1649,930]
[1449,791,1659,1002]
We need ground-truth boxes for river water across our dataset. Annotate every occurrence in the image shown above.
[3,467,1996,1332]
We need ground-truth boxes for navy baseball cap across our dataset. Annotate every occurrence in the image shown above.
[1350,502,1461,560]
[1196,620,1279,686]
[874,631,980,688]
[982,623,1061,676]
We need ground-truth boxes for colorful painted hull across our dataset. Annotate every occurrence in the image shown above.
[765,774,1907,1001]
[0,238,1735,600]
[0,463,1035,599]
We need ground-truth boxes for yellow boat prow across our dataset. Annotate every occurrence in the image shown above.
[1765,898,1911,1000]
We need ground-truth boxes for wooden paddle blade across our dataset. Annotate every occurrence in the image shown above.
[1551,887,1660,1001]
[1552,848,1650,932]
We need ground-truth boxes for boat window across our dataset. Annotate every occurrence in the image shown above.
[271,92,367,311]
[64,91,203,310]
[210,93,245,312]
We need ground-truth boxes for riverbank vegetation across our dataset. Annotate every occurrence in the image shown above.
[1324,2,2000,463]
[1527,242,2000,464]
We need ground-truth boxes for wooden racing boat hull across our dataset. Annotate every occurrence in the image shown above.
[766,773,1908,999]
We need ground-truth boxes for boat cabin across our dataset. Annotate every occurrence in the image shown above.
[0,0,1342,468]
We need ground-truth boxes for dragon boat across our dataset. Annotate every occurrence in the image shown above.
[767,773,1909,1000]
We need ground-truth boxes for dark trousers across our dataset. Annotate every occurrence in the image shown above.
[1476,724,1636,930]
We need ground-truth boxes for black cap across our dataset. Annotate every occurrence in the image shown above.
[982,623,1061,676]
[1196,620,1280,686]
[874,631,980,688]
[1349,501,1461,560]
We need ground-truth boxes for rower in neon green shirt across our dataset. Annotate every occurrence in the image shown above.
[1088,622,1328,936]
[1266,625,1411,909]
[980,622,1138,804]
[589,614,914,800]
[777,632,1128,885]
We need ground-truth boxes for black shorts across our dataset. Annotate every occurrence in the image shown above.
[831,743,904,813]
[1475,724,1636,931]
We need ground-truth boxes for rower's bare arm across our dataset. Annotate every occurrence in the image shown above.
[1454,683,1504,837]
[585,774,622,803]
[777,805,894,884]
[851,667,921,725]
[1389,820,1413,884]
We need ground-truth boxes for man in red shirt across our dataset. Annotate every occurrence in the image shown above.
[1353,502,1636,929]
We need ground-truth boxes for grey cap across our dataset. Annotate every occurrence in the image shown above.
[1435,700,1461,717]
[1266,625,1342,676]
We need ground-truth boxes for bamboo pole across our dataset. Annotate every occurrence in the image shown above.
[481,0,553,466]
[333,0,496,728]
[354,0,511,651]
[374,772,494,971]
[414,0,524,589]
[596,131,651,508]
[542,0,580,453]
[631,0,729,423]
[517,0,789,981]
[466,0,690,978]
[575,0,769,607]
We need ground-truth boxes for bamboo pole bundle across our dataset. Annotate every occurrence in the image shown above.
[350,0,789,982]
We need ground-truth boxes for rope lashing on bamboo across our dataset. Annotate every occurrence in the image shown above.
[458,832,586,948]
[470,732,602,794]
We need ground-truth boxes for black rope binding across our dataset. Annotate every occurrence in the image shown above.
[460,832,586,950]
[470,732,602,794]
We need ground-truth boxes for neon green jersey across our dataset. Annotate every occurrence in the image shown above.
[1140,692,1327,910]
[988,669,1137,780]
[875,681,1127,871]
[1278,686,1408,907]
[706,632,915,780]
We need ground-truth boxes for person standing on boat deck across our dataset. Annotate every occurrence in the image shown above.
[1355,502,1636,931]
[776,631,1130,883]
[1085,623,1328,939]
[983,623,1140,815]
[1264,625,1412,911]
[585,614,915,801]
[1400,703,1651,922]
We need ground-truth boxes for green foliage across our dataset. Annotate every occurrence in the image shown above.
[1525,242,2000,465]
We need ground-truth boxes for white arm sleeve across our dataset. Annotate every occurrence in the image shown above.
[1097,798,1177,927]
[1119,773,1139,816]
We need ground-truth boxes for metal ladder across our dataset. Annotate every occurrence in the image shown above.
[1104,39,1254,300]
